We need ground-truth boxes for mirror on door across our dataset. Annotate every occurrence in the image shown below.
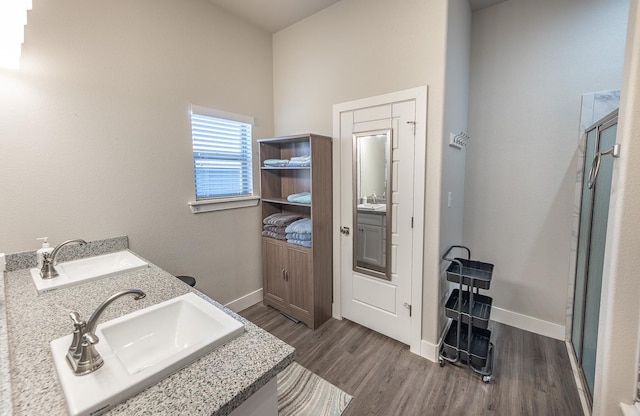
[353,129,392,280]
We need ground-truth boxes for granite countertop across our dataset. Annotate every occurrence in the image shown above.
[1,241,294,415]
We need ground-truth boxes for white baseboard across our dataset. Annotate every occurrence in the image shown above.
[417,309,564,366]
[420,340,439,363]
[491,306,565,340]
[225,288,263,313]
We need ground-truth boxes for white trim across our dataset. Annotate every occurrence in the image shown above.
[420,339,440,363]
[188,196,260,213]
[566,340,593,416]
[491,306,566,340]
[332,86,428,355]
[224,288,263,313]
[190,104,255,125]
[410,86,427,355]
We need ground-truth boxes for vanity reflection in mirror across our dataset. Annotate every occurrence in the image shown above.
[353,129,392,280]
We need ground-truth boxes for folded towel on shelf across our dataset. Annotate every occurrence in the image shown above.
[286,232,312,241]
[263,213,304,227]
[262,230,287,240]
[263,159,290,167]
[286,192,311,204]
[287,239,312,248]
[263,225,287,234]
[285,218,312,234]
[287,155,311,167]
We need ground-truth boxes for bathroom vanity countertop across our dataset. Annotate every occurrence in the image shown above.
[356,209,386,215]
[1,253,294,415]
[0,265,12,416]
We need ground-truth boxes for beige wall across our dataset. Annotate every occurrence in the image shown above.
[465,0,628,328]
[272,0,458,347]
[273,0,446,137]
[0,0,274,305]
[438,0,472,333]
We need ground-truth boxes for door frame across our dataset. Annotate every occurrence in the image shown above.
[331,86,427,355]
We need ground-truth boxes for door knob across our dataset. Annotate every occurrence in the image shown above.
[340,226,350,235]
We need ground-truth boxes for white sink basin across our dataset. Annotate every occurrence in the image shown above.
[357,203,387,212]
[30,251,148,294]
[51,293,245,416]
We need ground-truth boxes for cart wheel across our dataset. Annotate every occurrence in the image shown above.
[482,375,491,383]
[439,358,445,367]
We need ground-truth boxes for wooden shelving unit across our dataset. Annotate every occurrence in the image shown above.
[258,134,333,329]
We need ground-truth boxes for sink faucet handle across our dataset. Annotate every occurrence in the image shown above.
[68,311,86,358]
[74,332,104,375]
[69,311,84,326]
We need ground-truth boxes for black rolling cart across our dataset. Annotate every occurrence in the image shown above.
[439,245,495,383]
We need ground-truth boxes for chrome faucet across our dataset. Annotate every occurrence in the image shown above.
[40,239,87,279]
[66,289,146,376]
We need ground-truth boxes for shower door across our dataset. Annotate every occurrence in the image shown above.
[571,110,618,402]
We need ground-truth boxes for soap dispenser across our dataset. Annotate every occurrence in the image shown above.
[36,237,53,269]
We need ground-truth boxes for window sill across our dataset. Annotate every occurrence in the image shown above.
[188,196,260,213]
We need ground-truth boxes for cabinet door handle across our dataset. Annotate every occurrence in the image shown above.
[285,270,289,281]
[282,268,286,280]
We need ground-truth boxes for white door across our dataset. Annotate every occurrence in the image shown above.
[338,100,416,345]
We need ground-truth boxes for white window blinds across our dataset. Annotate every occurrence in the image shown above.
[190,107,253,200]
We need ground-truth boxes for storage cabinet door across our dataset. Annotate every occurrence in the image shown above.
[286,246,312,323]
[360,223,385,267]
[262,239,288,310]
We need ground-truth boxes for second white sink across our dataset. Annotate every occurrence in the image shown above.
[30,251,148,294]
[357,203,387,212]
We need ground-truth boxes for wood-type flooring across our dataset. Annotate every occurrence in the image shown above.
[239,303,584,416]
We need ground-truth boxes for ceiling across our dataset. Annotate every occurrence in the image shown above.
[468,0,509,13]
[207,0,342,33]
[208,0,509,34]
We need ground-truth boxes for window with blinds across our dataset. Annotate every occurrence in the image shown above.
[190,107,253,200]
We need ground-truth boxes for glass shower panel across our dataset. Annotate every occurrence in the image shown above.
[571,128,597,359]
[581,122,617,397]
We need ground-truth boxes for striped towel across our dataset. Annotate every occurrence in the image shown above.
[287,239,312,248]
[262,230,287,240]
[286,232,311,241]
[263,213,304,227]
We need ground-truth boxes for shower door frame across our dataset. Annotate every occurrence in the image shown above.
[570,109,618,407]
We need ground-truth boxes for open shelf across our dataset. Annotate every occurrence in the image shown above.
[445,258,494,289]
[261,166,311,171]
[258,134,333,330]
[444,289,493,329]
[261,197,311,208]
[442,322,492,368]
